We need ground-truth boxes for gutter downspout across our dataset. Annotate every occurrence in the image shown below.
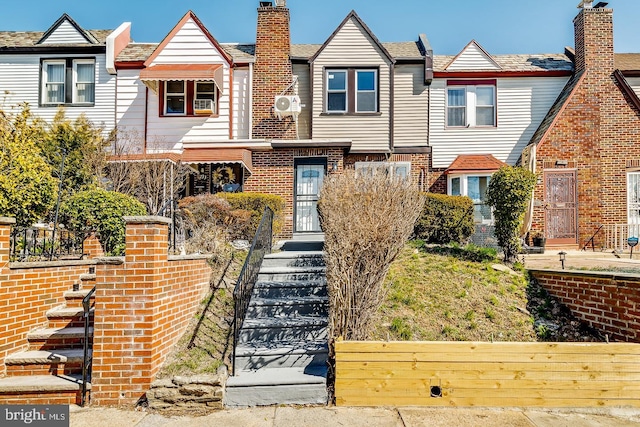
[249,62,254,140]
[144,86,149,154]
[389,61,395,152]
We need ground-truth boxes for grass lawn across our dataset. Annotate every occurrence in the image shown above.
[371,240,538,342]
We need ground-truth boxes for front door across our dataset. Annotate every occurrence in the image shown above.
[294,158,326,233]
[544,170,578,245]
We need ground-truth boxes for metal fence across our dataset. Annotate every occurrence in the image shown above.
[604,223,640,252]
[10,226,85,262]
[470,224,499,250]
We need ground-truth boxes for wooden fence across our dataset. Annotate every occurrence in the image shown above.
[335,341,640,408]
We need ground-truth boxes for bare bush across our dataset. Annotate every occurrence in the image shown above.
[178,194,251,254]
[104,131,189,214]
[318,169,424,341]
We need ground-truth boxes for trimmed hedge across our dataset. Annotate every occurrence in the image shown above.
[414,193,474,244]
[215,192,284,237]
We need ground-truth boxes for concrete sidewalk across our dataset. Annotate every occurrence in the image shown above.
[70,406,640,427]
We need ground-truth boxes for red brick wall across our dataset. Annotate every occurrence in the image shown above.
[530,269,640,342]
[91,217,211,406]
[245,148,344,237]
[252,4,297,140]
[533,8,640,247]
[0,218,95,377]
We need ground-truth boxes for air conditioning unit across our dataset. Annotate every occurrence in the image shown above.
[194,98,213,114]
[274,95,301,118]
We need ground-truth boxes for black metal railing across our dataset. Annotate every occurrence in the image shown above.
[582,224,604,251]
[10,227,85,262]
[81,286,96,407]
[157,199,184,254]
[232,207,274,376]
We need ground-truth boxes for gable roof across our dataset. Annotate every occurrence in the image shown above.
[444,40,501,71]
[309,10,394,63]
[37,13,99,45]
[434,53,573,73]
[445,154,506,174]
[527,71,585,148]
[143,10,232,66]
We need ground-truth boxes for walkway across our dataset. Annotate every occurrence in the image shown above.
[70,405,640,427]
[523,249,640,271]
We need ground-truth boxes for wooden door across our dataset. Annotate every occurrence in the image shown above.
[544,170,578,245]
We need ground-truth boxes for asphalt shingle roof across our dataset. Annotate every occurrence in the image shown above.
[615,53,640,71]
[0,29,111,48]
[116,43,157,62]
[433,54,573,72]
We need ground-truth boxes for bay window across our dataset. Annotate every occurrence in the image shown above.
[449,174,493,223]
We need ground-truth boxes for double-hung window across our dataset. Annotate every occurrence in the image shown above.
[41,59,95,105]
[326,68,378,114]
[194,82,216,114]
[446,80,496,127]
[164,81,186,115]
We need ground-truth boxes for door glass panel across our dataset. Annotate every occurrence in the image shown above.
[295,163,325,232]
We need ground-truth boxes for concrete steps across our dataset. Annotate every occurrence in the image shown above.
[0,277,95,405]
[225,246,329,407]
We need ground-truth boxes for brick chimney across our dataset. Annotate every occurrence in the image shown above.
[573,3,614,75]
[252,0,297,140]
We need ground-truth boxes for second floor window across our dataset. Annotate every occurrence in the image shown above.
[165,81,186,115]
[161,80,218,117]
[42,59,95,105]
[326,68,378,114]
[446,80,496,127]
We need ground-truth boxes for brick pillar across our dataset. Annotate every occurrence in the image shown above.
[0,217,16,267]
[83,232,104,259]
[91,216,170,406]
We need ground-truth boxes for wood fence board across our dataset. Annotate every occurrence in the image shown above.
[335,341,640,408]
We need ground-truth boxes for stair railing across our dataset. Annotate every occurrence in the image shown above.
[582,224,604,251]
[81,286,96,407]
[232,207,274,376]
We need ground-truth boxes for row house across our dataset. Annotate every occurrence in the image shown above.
[3,2,640,248]
[0,13,122,130]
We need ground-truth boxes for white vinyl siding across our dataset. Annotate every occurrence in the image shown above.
[0,54,114,132]
[430,76,569,168]
[116,69,146,149]
[293,63,312,139]
[627,77,640,98]
[151,18,227,65]
[40,20,90,45]
[393,64,428,147]
[446,42,500,71]
[311,16,391,152]
[232,68,250,139]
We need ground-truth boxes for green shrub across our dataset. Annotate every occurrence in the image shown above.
[414,193,474,244]
[216,192,284,237]
[485,166,536,262]
[60,188,147,255]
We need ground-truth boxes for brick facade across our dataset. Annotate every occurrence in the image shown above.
[91,217,211,406]
[252,3,297,140]
[533,8,640,247]
[530,269,640,342]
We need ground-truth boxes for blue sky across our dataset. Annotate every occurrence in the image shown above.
[1,0,638,55]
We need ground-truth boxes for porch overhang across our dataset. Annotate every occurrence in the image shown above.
[445,154,506,175]
[181,148,253,174]
[139,64,224,94]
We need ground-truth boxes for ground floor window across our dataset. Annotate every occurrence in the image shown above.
[448,174,492,224]
[187,163,243,196]
[354,161,410,180]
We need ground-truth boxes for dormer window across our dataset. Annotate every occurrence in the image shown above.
[164,81,186,115]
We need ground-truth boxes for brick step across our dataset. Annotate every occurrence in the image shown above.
[64,289,95,309]
[0,375,87,405]
[5,350,91,376]
[27,327,93,351]
[47,306,94,328]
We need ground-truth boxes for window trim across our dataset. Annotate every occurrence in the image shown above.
[324,67,379,115]
[40,58,96,107]
[194,81,217,115]
[446,79,497,128]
